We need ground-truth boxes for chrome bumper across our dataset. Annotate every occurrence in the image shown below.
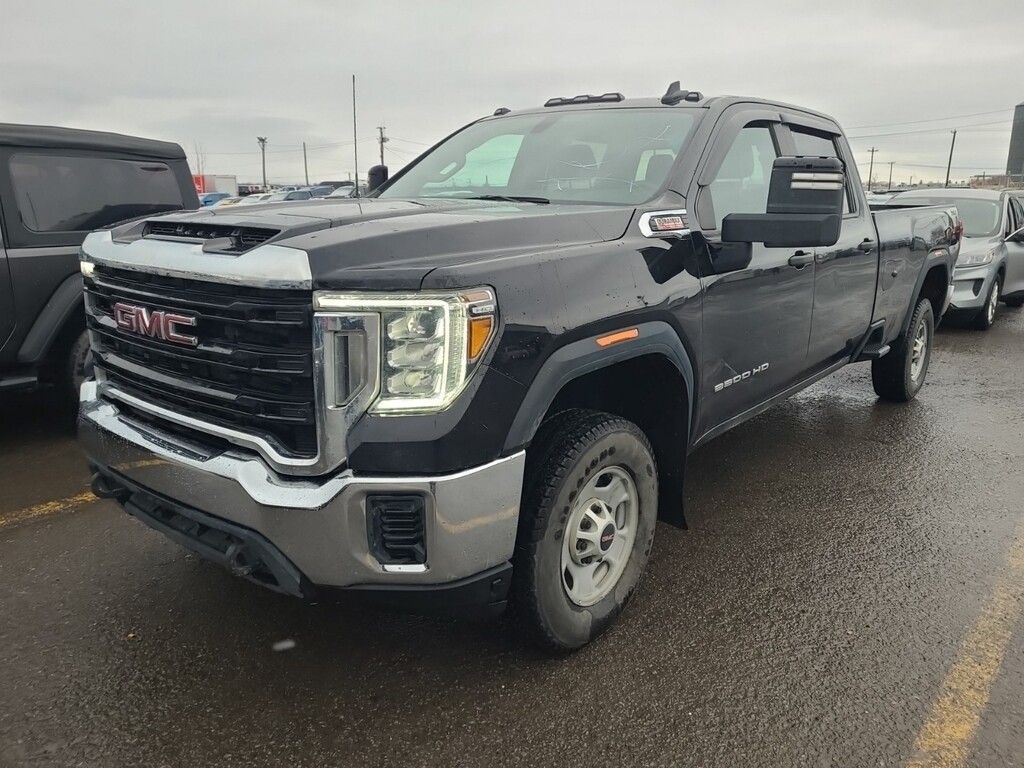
[78,382,525,588]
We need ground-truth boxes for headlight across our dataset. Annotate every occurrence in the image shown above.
[314,288,496,414]
[80,259,95,277]
[956,248,996,267]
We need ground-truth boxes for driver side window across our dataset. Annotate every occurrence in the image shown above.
[708,125,778,228]
[1006,198,1021,236]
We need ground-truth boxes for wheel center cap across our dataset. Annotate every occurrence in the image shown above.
[599,524,616,552]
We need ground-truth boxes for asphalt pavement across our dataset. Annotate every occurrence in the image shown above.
[1,311,1023,767]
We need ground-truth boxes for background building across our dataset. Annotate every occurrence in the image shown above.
[1007,102,1024,181]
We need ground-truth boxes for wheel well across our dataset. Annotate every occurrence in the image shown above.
[42,303,85,381]
[919,263,949,318]
[539,354,690,527]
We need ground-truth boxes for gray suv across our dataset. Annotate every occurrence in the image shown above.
[888,188,1024,329]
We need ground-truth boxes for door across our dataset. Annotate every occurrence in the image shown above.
[691,116,816,438]
[1003,197,1024,297]
[784,126,877,368]
[0,206,15,352]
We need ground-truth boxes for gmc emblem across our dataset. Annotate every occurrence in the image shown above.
[112,302,198,347]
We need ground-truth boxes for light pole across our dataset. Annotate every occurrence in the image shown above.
[257,136,268,191]
[887,162,894,191]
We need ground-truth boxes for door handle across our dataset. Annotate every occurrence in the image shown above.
[859,239,877,253]
[788,251,813,268]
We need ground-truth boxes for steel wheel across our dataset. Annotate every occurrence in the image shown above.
[909,317,929,382]
[561,466,638,607]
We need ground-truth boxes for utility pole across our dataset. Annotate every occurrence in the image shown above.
[377,125,388,167]
[352,75,359,196]
[302,142,309,186]
[944,129,957,188]
[909,175,914,187]
[257,136,268,191]
[867,147,878,191]
[887,162,894,191]
[193,142,205,178]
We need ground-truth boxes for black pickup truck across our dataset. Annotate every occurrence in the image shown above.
[0,124,198,400]
[80,85,960,651]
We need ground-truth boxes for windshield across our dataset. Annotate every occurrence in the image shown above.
[896,196,1002,238]
[379,108,699,205]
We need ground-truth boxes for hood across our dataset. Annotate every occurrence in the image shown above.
[145,198,634,289]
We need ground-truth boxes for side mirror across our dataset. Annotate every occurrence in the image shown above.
[722,156,845,248]
[367,165,389,193]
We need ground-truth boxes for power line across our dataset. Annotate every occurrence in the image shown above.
[847,108,1013,130]
[385,137,430,147]
[848,119,1009,140]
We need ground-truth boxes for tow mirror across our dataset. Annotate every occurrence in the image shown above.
[722,156,844,248]
[367,165,389,193]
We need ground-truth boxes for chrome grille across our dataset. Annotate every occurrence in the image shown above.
[85,265,317,458]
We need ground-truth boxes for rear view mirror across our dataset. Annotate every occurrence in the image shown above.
[367,164,389,193]
[723,213,840,248]
[722,156,845,248]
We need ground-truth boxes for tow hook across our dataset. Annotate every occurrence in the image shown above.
[90,472,130,502]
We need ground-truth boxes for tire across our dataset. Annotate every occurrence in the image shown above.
[872,297,934,403]
[63,330,93,405]
[511,409,658,652]
[973,274,1001,330]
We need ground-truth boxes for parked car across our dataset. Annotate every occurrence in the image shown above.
[304,185,335,198]
[80,85,958,650]
[0,123,198,399]
[211,196,244,208]
[236,193,276,205]
[198,191,231,207]
[884,188,1024,327]
[263,190,313,202]
[326,185,366,198]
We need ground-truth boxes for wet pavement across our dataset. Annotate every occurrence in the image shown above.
[1,311,1023,767]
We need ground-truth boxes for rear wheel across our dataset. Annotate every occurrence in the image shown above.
[872,298,934,402]
[512,409,658,652]
[974,275,1001,330]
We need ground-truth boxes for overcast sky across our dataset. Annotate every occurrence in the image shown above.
[2,0,1022,185]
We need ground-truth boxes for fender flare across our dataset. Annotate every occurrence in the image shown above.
[503,320,696,453]
[17,273,84,364]
[902,249,952,335]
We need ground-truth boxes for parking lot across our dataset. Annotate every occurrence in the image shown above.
[0,312,1019,767]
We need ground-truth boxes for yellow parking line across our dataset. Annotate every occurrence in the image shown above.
[906,523,1024,767]
[0,490,98,530]
[0,459,164,531]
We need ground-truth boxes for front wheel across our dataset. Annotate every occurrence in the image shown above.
[872,297,934,402]
[63,330,93,405]
[512,410,658,652]
[974,275,1001,330]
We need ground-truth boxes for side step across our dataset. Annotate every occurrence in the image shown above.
[852,319,888,362]
[0,374,39,392]
[856,343,890,360]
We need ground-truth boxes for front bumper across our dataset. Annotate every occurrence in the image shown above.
[949,263,997,312]
[79,382,525,610]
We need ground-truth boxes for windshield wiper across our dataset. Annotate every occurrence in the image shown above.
[464,194,550,204]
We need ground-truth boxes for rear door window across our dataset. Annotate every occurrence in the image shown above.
[790,127,855,214]
[9,153,185,233]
